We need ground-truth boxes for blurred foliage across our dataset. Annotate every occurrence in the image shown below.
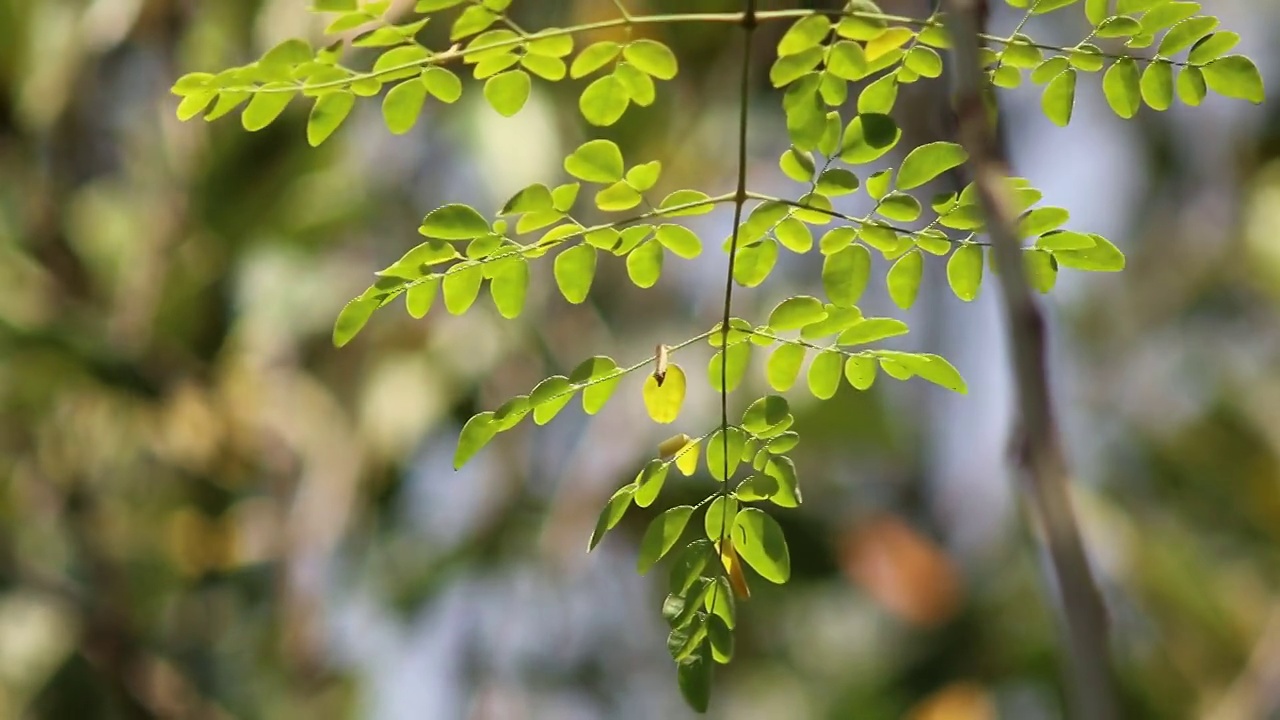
[2,0,1280,719]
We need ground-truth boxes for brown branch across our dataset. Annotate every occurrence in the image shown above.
[937,1,1117,718]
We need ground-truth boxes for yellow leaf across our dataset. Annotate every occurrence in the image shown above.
[643,363,686,423]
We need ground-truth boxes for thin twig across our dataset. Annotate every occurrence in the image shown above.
[939,2,1116,719]
[708,0,758,626]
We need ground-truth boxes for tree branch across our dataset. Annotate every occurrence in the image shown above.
[937,1,1117,718]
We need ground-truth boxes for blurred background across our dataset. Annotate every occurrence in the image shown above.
[2,0,1279,718]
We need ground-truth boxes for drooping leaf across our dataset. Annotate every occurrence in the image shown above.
[731,509,791,583]
[1202,55,1264,103]
[1140,60,1174,111]
[766,344,807,392]
[579,74,630,126]
[844,355,877,390]
[638,505,694,574]
[886,250,924,309]
[1103,59,1141,118]
[484,69,530,116]
[454,412,497,469]
[643,363,686,423]
[308,91,355,146]
[1042,68,1077,126]
[589,484,636,550]
[947,244,984,302]
[822,243,870,305]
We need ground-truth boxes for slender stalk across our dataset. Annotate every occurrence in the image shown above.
[708,0,758,624]
[939,1,1116,718]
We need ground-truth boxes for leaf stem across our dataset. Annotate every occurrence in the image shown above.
[744,191,988,246]
[707,0,758,633]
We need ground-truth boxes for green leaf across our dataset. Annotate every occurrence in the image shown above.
[1003,40,1044,69]
[1097,16,1140,38]
[669,540,712,594]
[306,91,355,147]
[737,474,779,502]
[732,509,790,583]
[815,168,859,196]
[877,351,967,393]
[521,54,567,81]
[589,484,636,550]
[1141,60,1174,110]
[675,437,701,476]
[332,295,381,347]
[623,39,678,80]
[839,113,901,163]
[627,239,664,288]
[422,67,462,102]
[769,296,827,331]
[820,227,858,255]
[634,459,669,508]
[858,74,898,113]
[827,41,869,81]
[614,62,656,105]
[1159,16,1218,55]
[706,430,745,483]
[780,148,815,183]
[878,193,922,222]
[483,69,530,116]
[579,75,630,126]
[766,344,806,392]
[844,355,877,390]
[778,15,832,56]
[742,394,790,430]
[800,305,863,341]
[705,496,739,540]
[1031,56,1070,84]
[1068,45,1106,72]
[660,189,716,217]
[707,613,734,664]
[1188,32,1240,65]
[489,258,528,318]
[382,79,426,134]
[595,181,642,211]
[774,217,813,254]
[453,412,497,468]
[838,317,909,346]
[571,41,622,78]
[897,142,968,190]
[241,87,295,131]
[421,204,491,239]
[657,225,702,259]
[1177,66,1207,105]
[771,48,825,88]
[823,244,871,307]
[733,239,778,288]
[1024,249,1058,293]
[676,644,713,713]
[549,244,594,304]
[1018,207,1070,237]
[442,264,483,314]
[451,5,498,39]
[1103,58,1142,118]
[643,363,686,423]
[638,505,694,574]
[1202,55,1264,103]
[807,349,843,400]
[530,375,574,424]
[904,46,943,78]
[564,139,624,183]
[764,455,801,508]
[1042,69,1077,126]
[405,278,438,318]
[947,244,984,301]
[708,343,751,394]
[571,355,621,415]
[626,160,662,192]
[1036,231,1096,251]
[887,250,924,309]
[1055,234,1126,271]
